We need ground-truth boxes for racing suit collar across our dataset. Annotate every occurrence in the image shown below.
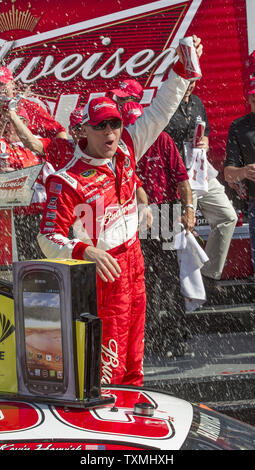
[74,138,113,166]
[75,137,130,166]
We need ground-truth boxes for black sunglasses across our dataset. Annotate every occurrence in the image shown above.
[92,119,122,131]
[119,95,140,102]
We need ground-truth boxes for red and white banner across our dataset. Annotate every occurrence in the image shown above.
[0,165,43,207]
[0,0,252,171]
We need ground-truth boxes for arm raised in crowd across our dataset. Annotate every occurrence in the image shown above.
[5,109,45,155]
[127,36,203,161]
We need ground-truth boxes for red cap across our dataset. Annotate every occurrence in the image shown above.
[121,101,144,126]
[69,107,83,127]
[110,79,143,101]
[0,67,13,84]
[247,77,255,95]
[82,97,122,126]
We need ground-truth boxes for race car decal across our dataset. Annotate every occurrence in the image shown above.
[0,441,148,451]
[51,389,175,440]
[0,387,193,450]
[0,401,43,433]
[197,413,221,442]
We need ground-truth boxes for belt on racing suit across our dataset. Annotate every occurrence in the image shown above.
[106,232,139,257]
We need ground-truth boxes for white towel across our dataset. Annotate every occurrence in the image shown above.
[184,144,218,197]
[187,148,209,196]
[174,227,209,312]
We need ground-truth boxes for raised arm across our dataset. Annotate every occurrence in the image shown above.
[7,109,45,155]
[127,36,203,161]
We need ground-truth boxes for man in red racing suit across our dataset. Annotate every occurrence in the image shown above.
[41,131,146,385]
[38,39,202,385]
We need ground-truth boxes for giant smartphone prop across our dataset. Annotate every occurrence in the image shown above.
[20,268,68,395]
[14,263,76,401]
[12,259,112,408]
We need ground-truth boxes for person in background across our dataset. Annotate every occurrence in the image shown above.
[224,76,255,274]
[0,66,67,139]
[0,105,74,261]
[0,66,69,262]
[0,107,47,260]
[68,107,84,145]
[164,80,237,294]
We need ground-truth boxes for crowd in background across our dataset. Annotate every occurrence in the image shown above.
[1,40,255,385]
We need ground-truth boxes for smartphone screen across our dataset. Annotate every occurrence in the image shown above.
[21,270,65,394]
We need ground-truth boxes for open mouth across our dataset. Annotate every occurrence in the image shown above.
[105,139,114,148]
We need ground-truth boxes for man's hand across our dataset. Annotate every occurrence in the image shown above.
[0,167,15,173]
[177,180,195,233]
[83,245,122,282]
[0,95,15,114]
[177,35,203,63]
[181,207,195,234]
[193,35,203,58]
[195,135,209,151]
[138,204,153,232]
[244,163,255,182]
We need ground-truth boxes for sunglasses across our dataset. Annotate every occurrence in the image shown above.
[92,119,122,131]
[119,96,140,103]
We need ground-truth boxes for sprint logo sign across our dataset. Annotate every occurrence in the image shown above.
[0,312,15,347]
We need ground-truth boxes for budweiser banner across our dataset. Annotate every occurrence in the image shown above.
[0,0,251,169]
[0,165,42,207]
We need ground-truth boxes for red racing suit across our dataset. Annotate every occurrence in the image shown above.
[38,66,189,386]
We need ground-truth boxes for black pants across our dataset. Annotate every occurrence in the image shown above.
[14,213,44,261]
[141,202,190,358]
